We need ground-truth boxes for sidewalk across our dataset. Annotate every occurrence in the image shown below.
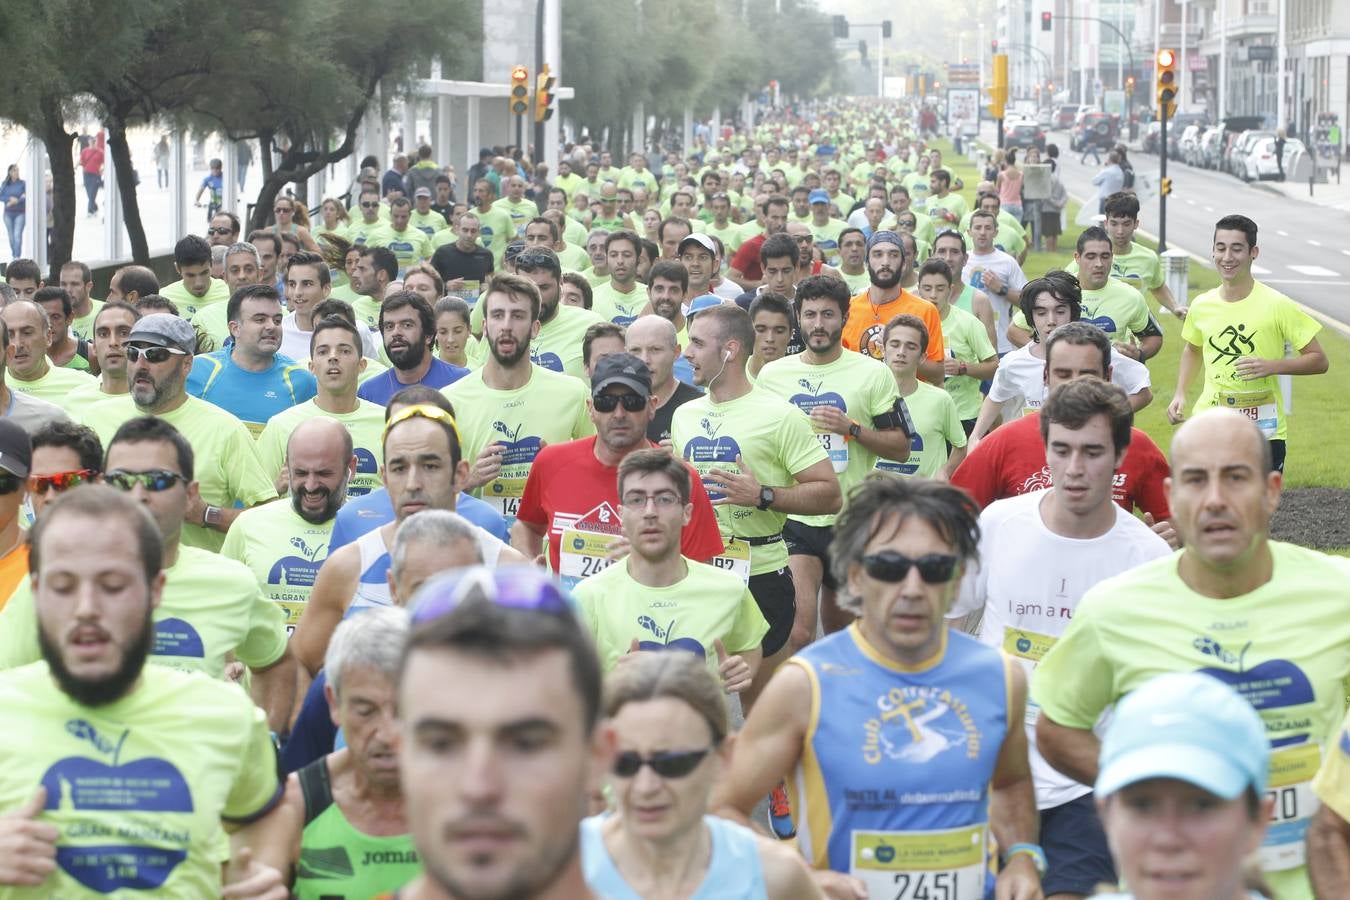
[1248,167,1350,212]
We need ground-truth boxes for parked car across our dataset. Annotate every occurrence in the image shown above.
[1226,130,1273,177]
[1004,120,1047,151]
[1198,126,1225,169]
[1165,113,1209,158]
[1243,136,1306,181]
[1071,110,1118,151]
[1036,107,1053,128]
[1142,121,1162,154]
[1053,104,1080,129]
[1179,124,1204,165]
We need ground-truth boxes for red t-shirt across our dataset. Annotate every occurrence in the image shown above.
[516,436,726,572]
[730,234,768,282]
[951,413,1171,520]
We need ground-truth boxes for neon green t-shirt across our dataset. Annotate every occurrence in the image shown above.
[1180,282,1322,442]
[618,168,658,194]
[366,226,431,275]
[0,662,280,897]
[1012,279,1152,349]
[901,172,931,208]
[0,544,288,677]
[557,242,591,273]
[221,497,335,633]
[190,300,232,350]
[591,281,650,326]
[554,171,585,199]
[469,206,515,264]
[808,218,847,266]
[491,197,540,238]
[876,380,964,478]
[839,268,871,295]
[68,298,105,343]
[671,386,829,576]
[1066,241,1165,294]
[576,558,769,684]
[344,219,388,248]
[1032,542,1350,900]
[697,220,743,254]
[941,304,998,420]
[80,395,278,552]
[61,381,121,421]
[255,400,386,499]
[8,364,94,411]
[926,191,970,226]
[755,351,899,527]
[161,277,229,320]
[532,304,606,380]
[408,209,449,237]
[445,365,594,524]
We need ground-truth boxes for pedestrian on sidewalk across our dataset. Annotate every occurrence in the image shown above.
[1275,128,1287,181]
[79,134,104,217]
[1,165,25,259]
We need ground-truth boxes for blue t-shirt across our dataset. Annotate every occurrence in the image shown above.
[185,349,317,434]
[328,487,509,552]
[199,173,222,205]
[355,357,469,406]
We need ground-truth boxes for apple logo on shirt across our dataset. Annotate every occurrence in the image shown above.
[151,618,205,659]
[1194,635,1315,742]
[268,536,327,589]
[682,418,741,502]
[788,378,846,417]
[530,347,564,372]
[635,615,706,657]
[42,719,192,891]
[351,448,379,495]
[489,420,543,469]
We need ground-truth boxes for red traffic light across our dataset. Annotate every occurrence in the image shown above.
[1157,48,1175,67]
[1041,11,1052,30]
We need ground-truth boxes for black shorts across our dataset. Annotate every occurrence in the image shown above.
[1269,439,1286,473]
[1039,792,1115,896]
[783,520,838,592]
[747,567,796,657]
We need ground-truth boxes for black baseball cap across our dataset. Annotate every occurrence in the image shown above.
[591,353,652,399]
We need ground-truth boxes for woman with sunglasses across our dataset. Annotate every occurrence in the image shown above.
[582,652,822,899]
[271,195,320,251]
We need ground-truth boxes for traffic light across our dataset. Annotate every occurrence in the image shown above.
[509,64,530,116]
[988,53,1008,120]
[1125,75,1136,92]
[882,20,892,39]
[832,14,848,38]
[1156,48,1178,119]
[858,39,867,59]
[1041,11,1052,31]
[534,64,556,123]
[1160,176,1173,196]
[991,38,999,52]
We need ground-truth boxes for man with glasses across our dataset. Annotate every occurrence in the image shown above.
[0,416,296,731]
[223,417,356,635]
[186,284,317,437]
[713,477,1043,900]
[347,186,389,248]
[576,447,766,692]
[26,420,100,521]
[513,354,722,584]
[0,421,30,603]
[81,313,276,551]
[206,210,240,248]
[292,402,525,676]
[357,291,468,406]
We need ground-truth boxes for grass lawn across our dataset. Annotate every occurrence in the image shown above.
[938,138,1350,491]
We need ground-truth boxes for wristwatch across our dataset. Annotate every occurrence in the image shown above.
[847,421,862,440]
[958,361,968,376]
[756,486,775,511]
[202,505,223,528]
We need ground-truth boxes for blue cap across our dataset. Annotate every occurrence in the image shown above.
[686,294,724,318]
[1096,672,1270,800]
[808,188,830,205]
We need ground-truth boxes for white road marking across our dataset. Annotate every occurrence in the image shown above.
[1308,239,1322,246]
[1204,206,1215,212]
[1277,229,1290,236]
[1341,249,1350,256]
[1263,279,1350,286]
[1185,198,1196,205]
[1284,265,1340,277]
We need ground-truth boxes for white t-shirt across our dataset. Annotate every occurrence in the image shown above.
[963,249,1028,354]
[281,312,382,362]
[988,343,1151,422]
[953,489,1171,809]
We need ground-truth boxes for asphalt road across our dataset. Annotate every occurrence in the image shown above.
[982,123,1350,331]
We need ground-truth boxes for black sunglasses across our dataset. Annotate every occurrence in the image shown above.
[861,551,960,584]
[207,227,233,236]
[613,748,713,779]
[592,393,646,413]
[105,470,187,493]
[126,345,188,364]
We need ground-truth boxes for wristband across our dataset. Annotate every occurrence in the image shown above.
[1003,842,1047,877]
[958,362,968,376]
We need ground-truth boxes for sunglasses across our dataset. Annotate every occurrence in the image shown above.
[592,393,646,413]
[28,469,95,495]
[105,470,187,493]
[274,206,292,214]
[613,748,714,779]
[383,403,462,446]
[0,471,21,495]
[410,565,574,625]
[861,551,960,584]
[360,201,380,209]
[207,227,233,235]
[126,345,188,364]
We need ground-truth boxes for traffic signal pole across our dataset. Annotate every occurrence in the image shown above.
[1158,106,1168,251]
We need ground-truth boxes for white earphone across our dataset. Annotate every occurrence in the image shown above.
[722,349,732,361]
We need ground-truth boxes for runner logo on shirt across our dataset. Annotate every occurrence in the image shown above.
[43,720,193,891]
[1208,324,1257,367]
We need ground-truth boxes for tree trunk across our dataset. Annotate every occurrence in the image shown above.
[37,97,77,279]
[106,119,150,264]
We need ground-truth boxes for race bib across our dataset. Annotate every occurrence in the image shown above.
[1218,388,1278,439]
[1003,627,1058,725]
[709,537,751,585]
[558,528,620,588]
[277,600,306,637]
[818,431,849,473]
[851,824,986,900]
[1260,742,1322,871]
[485,474,525,524]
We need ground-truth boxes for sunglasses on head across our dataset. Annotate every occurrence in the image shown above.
[861,550,959,584]
[126,345,188,364]
[409,565,574,625]
[612,748,714,779]
[105,470,186,493]
[28,469,95,495]
[592,393,646,413]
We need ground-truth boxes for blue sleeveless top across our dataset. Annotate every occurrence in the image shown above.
[580,814,768,899]
[790,624,1012,898]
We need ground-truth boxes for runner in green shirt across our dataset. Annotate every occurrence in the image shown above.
[1,300,94,410]
[160,234,230,319]
[875,314,966,479]
[366,198,431,276]
[470,178,514,265]
[64,301,140,419]
[835,227,872,294]
[491,175,540,239]
[57,259,105,342]
[591,231,649,325]
[925,168,969,228]
[914,259,999,429]
[407,187,449,237]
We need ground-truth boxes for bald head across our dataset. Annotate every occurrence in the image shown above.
[626,314,678,349]
[1170,408,1271,475]
[286,417,356,524]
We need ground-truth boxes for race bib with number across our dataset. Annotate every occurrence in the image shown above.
[1260,741,1322,871]
[709,537,752,585]
[485,465,529,525]
[558,528,620,589]
[1218,388,1278,439]
[817,431,849,473]
[277,600,306,637]
[851,824,986,900]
